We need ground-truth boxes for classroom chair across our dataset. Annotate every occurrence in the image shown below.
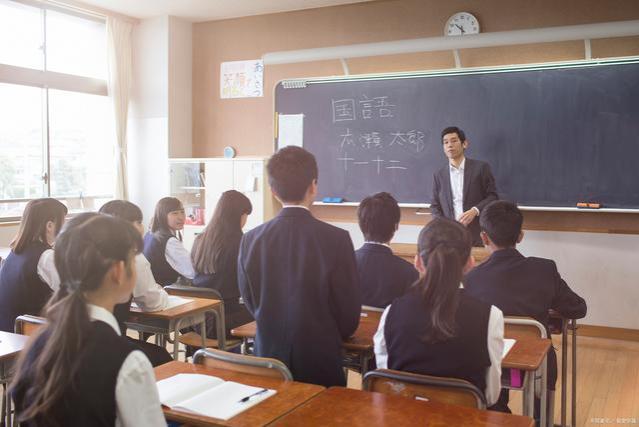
[14,314,46,336]
[504,316,551,427]
[363,368,487,409]
[164,284,241,354]
[192,348,293,381]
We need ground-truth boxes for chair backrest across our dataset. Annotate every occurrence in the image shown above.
[363,369,487,409]
[504,316,547,339]
[193,348,293,381]
[15,314,47,336]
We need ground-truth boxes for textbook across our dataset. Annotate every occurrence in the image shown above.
[131,295,192,311]
[156,373,276,420]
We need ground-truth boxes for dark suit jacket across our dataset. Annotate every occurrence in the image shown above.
[355,243,418,308]
[464,247,587,388]
[238,207,361,387]
[430,158,498,246]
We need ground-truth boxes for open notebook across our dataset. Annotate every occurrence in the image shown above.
[131,295,192,311]
[156,373,276,420]
[503,338,516,358]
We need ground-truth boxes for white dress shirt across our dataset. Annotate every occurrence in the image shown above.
[281,204,310,211]
[165,237,196,280]
[373,296,504,406]
[449,158,466,221]
[133,254,169,311]
[87,304,166,427]
[37,249,60,291]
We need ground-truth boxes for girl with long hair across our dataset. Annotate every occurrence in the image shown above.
[143,197,195,286]
[10,215,164,426]
[0,198,67,332]
[191,190,254,338]
[373,218,505,407]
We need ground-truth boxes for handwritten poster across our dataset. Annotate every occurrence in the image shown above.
[220,59,264,99]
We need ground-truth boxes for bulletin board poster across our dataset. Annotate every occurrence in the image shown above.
[220,59,264,99]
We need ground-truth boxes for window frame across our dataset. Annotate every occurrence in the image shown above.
[0,0,111,221]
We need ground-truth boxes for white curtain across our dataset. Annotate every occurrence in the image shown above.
[106,17,133,200]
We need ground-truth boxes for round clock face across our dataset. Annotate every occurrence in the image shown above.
[445,12,480,36]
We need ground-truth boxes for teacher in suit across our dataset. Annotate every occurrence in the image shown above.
[238,146,361,387]
[430,126,498,246]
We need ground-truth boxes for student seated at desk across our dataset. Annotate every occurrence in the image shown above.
[0,198,67,332]
[143,197,195,286]
[464,200,587,411]
[191,190,254,338]
[374,218,504,407]
[238,146,361,387]
[356,192,418,308]
[10,215,164,426]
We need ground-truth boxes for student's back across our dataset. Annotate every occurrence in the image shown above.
[191,190,254,336]
[355,193,417,308]
[238,147,360,387]
[0,198,67,332]
[374,218,504,407]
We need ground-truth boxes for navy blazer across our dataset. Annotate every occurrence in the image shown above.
[430,158,498,246]
[238,207,361,387]
[464,248,587,388]
[355,243,418,309]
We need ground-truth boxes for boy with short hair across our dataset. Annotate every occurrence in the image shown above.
[238,146,361,387]
[464,200,587,411]
[355,192,418,308]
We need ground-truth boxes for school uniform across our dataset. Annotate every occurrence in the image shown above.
[430,158,498,246]
[192,232,253,338]
[11,304,165,427]
[464,247,587,389]
[355,242,418,308]
[143,231,195,286]
[238,206,361,387]
[0,241,58,332]
[374,288,504,406]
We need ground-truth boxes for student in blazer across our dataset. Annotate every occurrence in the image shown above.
[355,192,418,308]
[238,146,361,387]
[0,198,67,332]
[430,126,498,246]
[464,200,587,411]
[374,218,505,407]
[10,215,164,427]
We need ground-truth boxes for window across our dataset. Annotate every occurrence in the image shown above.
[0,0,114,220]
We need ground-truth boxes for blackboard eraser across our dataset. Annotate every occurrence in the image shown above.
[576,202,589,208]
[322,197,344,203]
[588,203,602,209]
[577,202,602,209]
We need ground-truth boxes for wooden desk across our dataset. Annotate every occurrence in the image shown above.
[1,331,29,426]
[127,297,222,359]
[390,243,490,265]
[231,309,381,375]
[154,361,324,427]
[271,387,534,427]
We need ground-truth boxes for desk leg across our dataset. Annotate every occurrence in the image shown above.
[571,319,577,427]
[360,352,371,377]
[523,371,534,419]
[561,319,568,427]
[170,320,179,360]
[540,355,547,427]
[1,382,6,427]
[212,305,226,351]
[240,338,248,355]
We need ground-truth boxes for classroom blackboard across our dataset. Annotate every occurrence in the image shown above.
[274,60,639,209]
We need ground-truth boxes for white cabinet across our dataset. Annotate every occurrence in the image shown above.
[170,157,276,250]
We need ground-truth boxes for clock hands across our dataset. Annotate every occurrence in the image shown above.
[455,24,465,34]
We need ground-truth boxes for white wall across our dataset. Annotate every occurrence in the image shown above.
[128,16,192,224]
[331,221,639,330]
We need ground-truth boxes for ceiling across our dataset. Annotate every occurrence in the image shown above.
[77,0,375,22]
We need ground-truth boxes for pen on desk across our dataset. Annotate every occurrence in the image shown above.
[238,388,269,403]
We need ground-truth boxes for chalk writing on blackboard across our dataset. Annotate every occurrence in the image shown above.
[332,99,356,122]
[337,152,355,171]
[359,95,395,119]
[360,132,383,149]
[339,128,355,149]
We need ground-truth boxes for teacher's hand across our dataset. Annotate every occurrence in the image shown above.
[458,208,478,227]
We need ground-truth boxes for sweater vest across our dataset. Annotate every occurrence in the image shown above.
[385,289,492,393]
[0,242,52,332]
[143,231,179,286]
[12,321,136,426]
